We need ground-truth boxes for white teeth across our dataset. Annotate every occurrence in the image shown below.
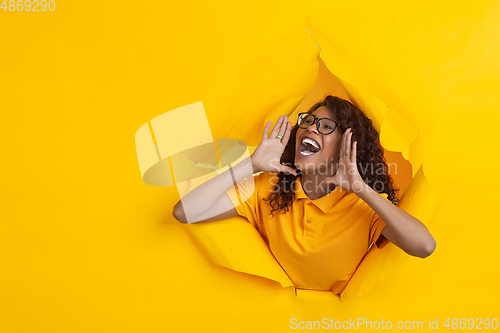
[302,137,320,149]
[301,150,314,156]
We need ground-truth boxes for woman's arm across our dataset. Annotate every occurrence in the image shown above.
[173,114,297,224]
[356,184,436,258]
[173,157,258,223]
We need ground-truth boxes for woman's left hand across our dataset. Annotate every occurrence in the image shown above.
[320,128,366,193]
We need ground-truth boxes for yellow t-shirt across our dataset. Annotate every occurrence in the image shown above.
[226,171,391,295]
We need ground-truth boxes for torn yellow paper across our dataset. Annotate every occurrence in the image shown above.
[185,219,295,288]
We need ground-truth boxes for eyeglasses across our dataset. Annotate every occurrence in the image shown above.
[297,112,341,135]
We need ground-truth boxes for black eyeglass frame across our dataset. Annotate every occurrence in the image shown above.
[297,112,342,135]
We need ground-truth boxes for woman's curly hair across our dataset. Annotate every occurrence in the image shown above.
[263,95,400,218]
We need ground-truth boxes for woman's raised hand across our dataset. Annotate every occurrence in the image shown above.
[250,115,298,176]
[320,128,365,193]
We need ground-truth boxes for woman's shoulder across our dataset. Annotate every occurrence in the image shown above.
[347,190,392,215]
[242,172,280,198]
[254,171,280,187]
[237,171,278,193]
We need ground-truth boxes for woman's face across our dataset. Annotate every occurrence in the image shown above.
[294,106,343,176]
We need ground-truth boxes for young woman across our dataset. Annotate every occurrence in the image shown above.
[173,95,436,294]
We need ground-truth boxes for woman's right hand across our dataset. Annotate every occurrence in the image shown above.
[250,115,298,176]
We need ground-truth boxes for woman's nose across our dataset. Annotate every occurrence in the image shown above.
[306,120,319,134]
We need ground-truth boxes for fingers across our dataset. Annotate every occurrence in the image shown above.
[353,141,357,164]
[281,120,292,145]
[340,128,347,158]
[276,115,288,139]
[280,166,297,177]
[340,128,353,160]
[346,128,352,160]
[263,121,271,140]
[319,176,331,186]
[269,116,284,139]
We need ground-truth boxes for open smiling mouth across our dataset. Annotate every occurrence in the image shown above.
[299,137,321,157]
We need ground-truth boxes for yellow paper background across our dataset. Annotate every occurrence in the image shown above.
[1,0,499,332]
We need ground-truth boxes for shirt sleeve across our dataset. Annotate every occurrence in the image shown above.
[369,192,392,250]
[225,172,264,229]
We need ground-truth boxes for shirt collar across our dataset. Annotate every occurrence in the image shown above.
[294,176,350,214]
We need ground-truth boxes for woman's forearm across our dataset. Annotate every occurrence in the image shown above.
[173,156,258,221]
[355,182,436,257]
